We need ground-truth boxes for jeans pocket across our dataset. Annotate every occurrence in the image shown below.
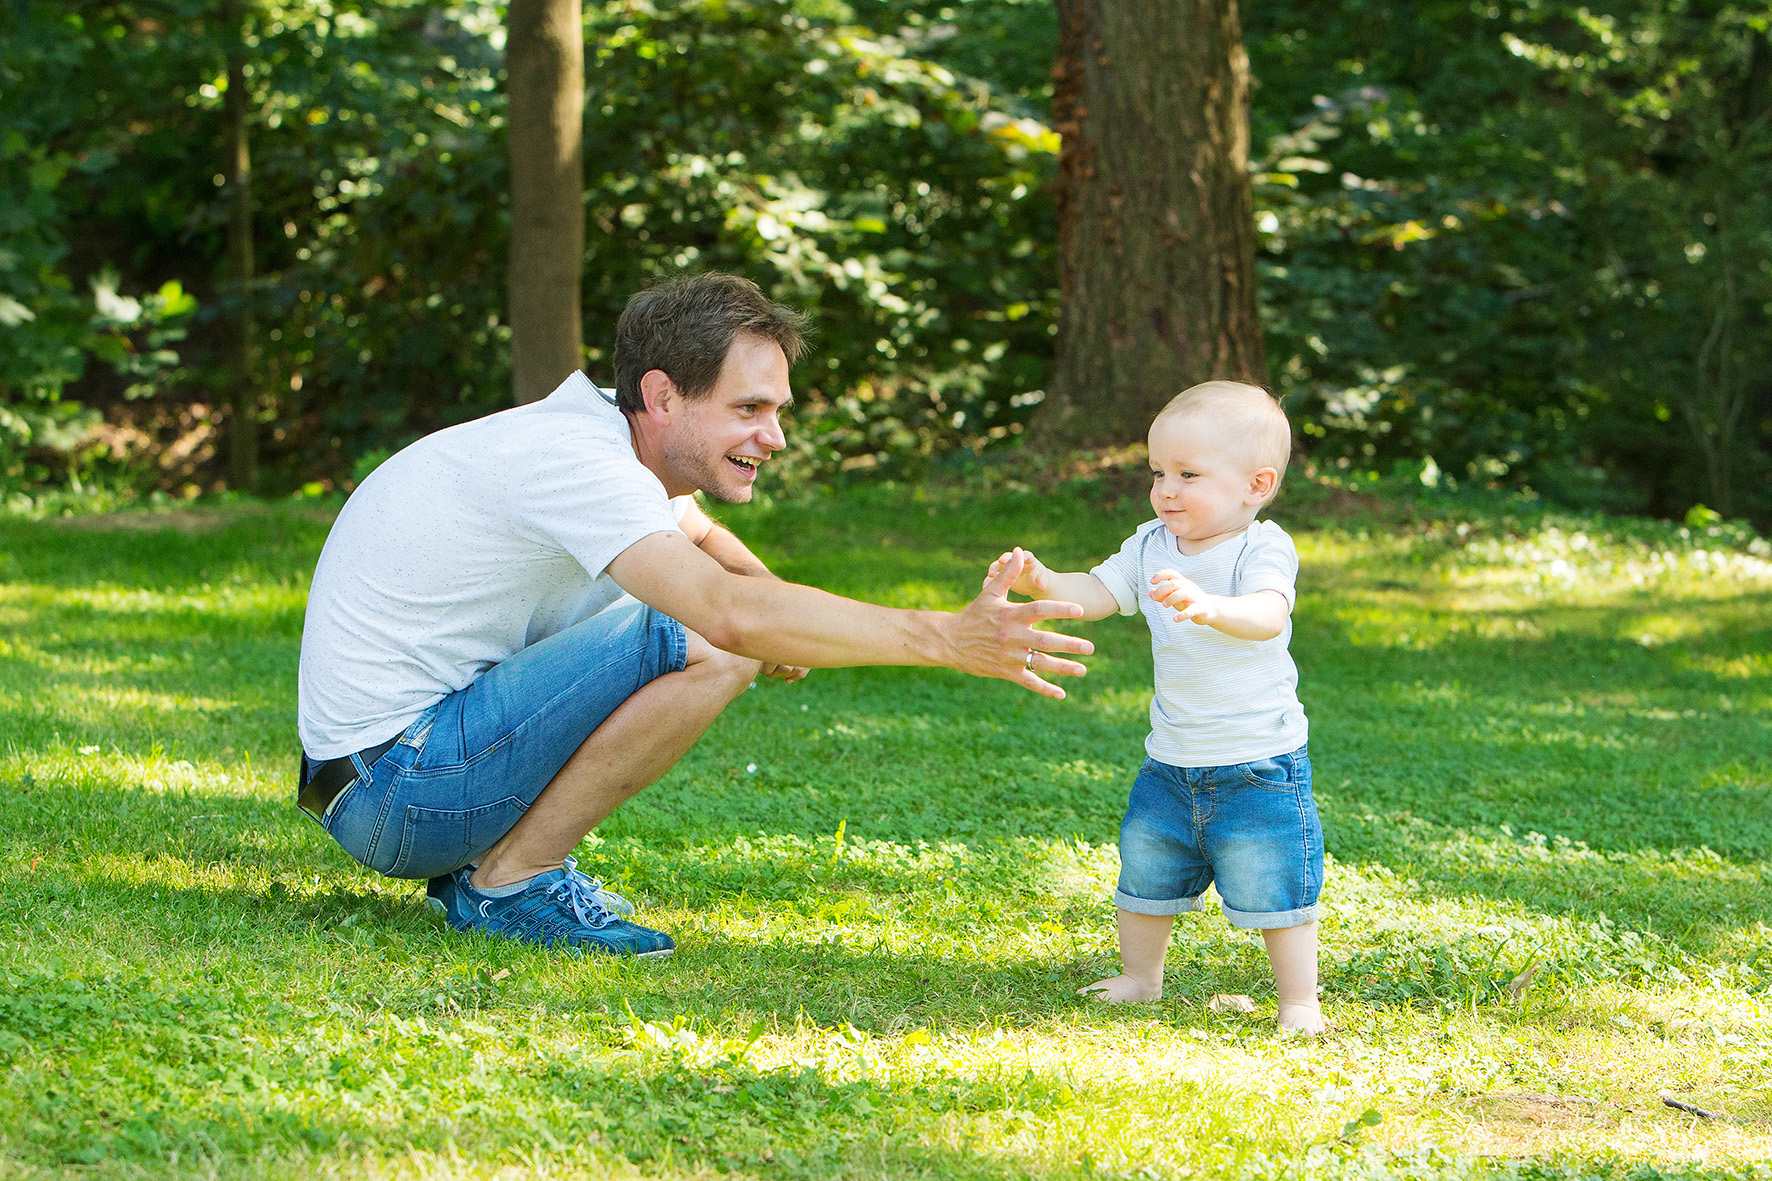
[1237,755,1294,792]
[398,703,438,757]
[387,796,530,880]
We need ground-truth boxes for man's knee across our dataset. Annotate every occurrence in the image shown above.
[684,630,763,696]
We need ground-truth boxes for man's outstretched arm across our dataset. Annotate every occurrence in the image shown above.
[606,530,1093,698]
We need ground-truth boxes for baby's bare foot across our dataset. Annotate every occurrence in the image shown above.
[1277,1002,1326,1035]
[1078,974,1162,1003]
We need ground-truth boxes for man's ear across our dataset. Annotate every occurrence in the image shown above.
[639,369,676,422]
[1246,466,1280,505]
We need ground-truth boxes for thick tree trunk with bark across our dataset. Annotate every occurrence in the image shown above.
[222,0,257,490]
[1037,0,1267,447]
[506,0,585,405]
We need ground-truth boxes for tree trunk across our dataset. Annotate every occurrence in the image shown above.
[222,0,257,491]
[1037,0,1267,448]
[506,0,585,405]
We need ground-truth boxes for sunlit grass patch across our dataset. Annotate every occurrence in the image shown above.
[1,493,1769,1179]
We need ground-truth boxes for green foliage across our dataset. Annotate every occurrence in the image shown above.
[1,488,1769,1176]
[1248,0,1772,519]
[3,0,1769,522]
[570,0,1059,480]
[1,0,1059,494]
[0,2,200,499]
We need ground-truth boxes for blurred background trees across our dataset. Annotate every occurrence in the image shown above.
[1,0,1767,523]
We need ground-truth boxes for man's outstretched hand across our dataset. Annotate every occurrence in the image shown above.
[949,549,1092,699]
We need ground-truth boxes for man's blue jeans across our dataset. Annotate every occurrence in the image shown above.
[317,599,688,880]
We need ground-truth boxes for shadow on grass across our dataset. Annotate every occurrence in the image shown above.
[1293,599,1771,950]
[6,716,1769,959]
[8,780,1765,1053]
[7,1027,1108,1180]
[0,509,331,590]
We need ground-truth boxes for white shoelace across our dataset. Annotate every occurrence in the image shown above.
[543,871,615,929]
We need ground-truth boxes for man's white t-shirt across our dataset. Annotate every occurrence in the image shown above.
[297,372,691,760]
[1090,518,1309,767]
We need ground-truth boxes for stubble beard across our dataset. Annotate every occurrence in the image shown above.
[665,434,753,504]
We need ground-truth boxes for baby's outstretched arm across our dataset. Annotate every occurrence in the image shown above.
[985,547,1121,621]
[1149,571,1289,640]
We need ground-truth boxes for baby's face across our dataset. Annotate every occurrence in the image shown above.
[1147,413,1266,551]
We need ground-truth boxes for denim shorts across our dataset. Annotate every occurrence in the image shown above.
[315,598,687,880]
[1114,745,1321,929]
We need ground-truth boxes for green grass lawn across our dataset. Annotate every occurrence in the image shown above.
[1,486,1768,1180]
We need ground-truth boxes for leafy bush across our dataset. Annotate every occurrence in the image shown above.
[3,0,1768,526]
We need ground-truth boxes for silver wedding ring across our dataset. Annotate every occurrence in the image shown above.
[1024,648,1036,670]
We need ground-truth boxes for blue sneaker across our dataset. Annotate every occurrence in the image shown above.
[431,856,635,917]
[426,860,673,958]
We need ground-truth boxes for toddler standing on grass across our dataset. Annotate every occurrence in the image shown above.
[988,380,1325,1034]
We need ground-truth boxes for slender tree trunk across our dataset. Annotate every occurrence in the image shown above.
[1688,237,1741,518]
[506,0,585,405]
[222,0,257,490]
[1037,0,1266,448]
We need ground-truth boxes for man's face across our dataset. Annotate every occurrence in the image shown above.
[658,334,792,503]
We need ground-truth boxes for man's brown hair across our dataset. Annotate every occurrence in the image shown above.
[613,273,811,412]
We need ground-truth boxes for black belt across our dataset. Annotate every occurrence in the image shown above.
[297,736,400,821]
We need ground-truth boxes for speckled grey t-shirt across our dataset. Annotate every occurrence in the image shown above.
[298,372,689,759]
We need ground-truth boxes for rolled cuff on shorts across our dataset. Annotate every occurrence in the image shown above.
[1113,888,1204,917]
[1221,901,1319,930]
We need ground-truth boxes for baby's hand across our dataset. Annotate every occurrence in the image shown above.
[1150,569,1218,625]
[984,547,1050,599]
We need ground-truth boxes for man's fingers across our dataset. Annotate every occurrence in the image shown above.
[1020,645,1084,691]
[1020,597,1085,621]
[1021,629,1093,658]
[1029,651,1088,678]
[1012,603,1094,657]
[1014,669,1068,700]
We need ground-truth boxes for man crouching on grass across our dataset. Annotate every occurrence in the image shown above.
[296,272,1092,957]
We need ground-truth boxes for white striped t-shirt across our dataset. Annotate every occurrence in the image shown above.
[1091,518,1309,767]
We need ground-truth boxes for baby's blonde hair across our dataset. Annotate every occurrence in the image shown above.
[1153,380,1292,477]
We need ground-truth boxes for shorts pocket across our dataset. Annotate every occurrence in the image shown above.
[1237,755,1295,792]
[387,796,530,880]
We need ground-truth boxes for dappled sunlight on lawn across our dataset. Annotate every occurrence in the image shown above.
[4,496,1771,1179]
[0,581,307,627]
[1685,650,1772,681]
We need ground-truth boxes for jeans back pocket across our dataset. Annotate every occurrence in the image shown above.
[387,796,530,880]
